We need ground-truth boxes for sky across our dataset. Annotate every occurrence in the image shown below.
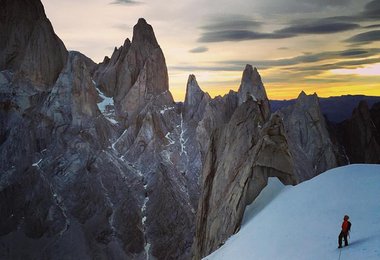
[42,0,380,101]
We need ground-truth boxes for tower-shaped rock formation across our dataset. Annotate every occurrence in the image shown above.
[238,65,271,120]
[183,74,210,122]
[94,18,174,124]
[279,92,338,181]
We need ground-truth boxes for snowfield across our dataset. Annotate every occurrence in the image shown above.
[205,164,380,260]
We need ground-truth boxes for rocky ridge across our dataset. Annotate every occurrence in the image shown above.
[278,91,339,182]
[192,71,339,259]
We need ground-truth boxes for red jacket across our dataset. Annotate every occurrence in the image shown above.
[342,220,350,233]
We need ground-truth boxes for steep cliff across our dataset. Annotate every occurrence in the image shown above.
[279,92,339,182]
[337,101,380,164]
[193,90,339,259]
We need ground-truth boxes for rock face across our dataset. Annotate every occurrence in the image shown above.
[278,92,339,182]
[195,65,270,157]
[337,101,380,163]
[192,99,296,259]
[195,90,239,156]
[93,18,173,124]
[192,90,339,259]
[0,47,145,259]
[237,65,271,120]
[183,74,210,122]
[0,0,68,87]
[0,3,199,259]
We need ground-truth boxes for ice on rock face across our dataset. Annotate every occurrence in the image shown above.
[106,118,118,124]
[92,79,118,124]
[161,150,173,165]
[95,85,114,114]
[179,113,188,156]
[32,159,42,167]
[160,106,175,115]
[165,132,175,145]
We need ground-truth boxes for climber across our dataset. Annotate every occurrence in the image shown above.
[338,215,351,248]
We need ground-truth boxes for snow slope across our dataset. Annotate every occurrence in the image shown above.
[205,164,380,260]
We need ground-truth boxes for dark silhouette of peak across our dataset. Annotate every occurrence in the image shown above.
[132,18,159,47]
[298,90,307,98]
[241,64,261,84]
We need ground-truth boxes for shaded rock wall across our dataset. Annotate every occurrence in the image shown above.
[337,101,380,164]
[0,0,67,87]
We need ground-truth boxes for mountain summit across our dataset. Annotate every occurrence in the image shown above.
[94,18,173,124]
[132,18,160,47]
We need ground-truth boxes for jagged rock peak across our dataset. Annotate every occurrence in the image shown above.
[132,18,159,47]
[242,64,262,85]
[188,74,197,85]
[298,91,318,99]
[184,74,210,121]
[0,0,68,87]
[298,90,307,98]
[279,91,338,181]
[185,74,203,102]
[296,91,320,109]
[238,64,271,120]
[124,38,132,46]
[238,65,268,101]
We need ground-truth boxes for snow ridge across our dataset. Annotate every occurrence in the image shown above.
[205,164,380,260]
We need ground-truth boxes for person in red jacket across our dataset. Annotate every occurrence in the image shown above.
[338,215,351,248]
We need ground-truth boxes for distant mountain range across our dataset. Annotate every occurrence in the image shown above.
[271,95,380,123]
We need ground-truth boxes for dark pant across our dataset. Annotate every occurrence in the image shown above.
[338,231,348,247]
